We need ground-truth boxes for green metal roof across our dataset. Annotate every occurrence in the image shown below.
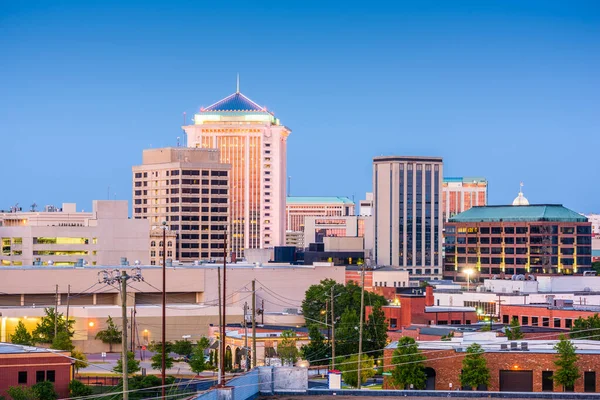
[449,204,588,223]
[286,196,354,205]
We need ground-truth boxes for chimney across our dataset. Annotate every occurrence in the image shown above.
[425,286,434,307]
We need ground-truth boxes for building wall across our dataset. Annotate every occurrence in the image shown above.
[500,304,596,329]
[286,199,355,234]
[0,201,149,266]
[0,353,71,399]
[372,269,410,289]
[442,177,487,222]
[373,156,443,280]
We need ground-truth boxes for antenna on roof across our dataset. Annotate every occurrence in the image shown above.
[236,73,240,93]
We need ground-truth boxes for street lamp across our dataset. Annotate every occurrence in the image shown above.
[464,269,474,292]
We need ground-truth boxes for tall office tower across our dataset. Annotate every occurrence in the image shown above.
[373,156,443,280]
[184,89,290,256]
[442,177,488,221]
[132,147,230,263]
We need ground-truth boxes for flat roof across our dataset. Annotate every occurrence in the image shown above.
[444,177,487,183]
[0,343,70,355]
[0,263,330,271]
[449,204,588,223]
[286,196,354,205]
[373,155,442,163]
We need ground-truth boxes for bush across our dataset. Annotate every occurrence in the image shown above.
[69,380,93,397]
[6,386,37,400]
[32,381,57,400]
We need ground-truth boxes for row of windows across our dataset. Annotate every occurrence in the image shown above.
[447,225,592,235]
[374,281,407,287]
[504,314,574,329]
[449,256,589,265]
[18,370,55,384]
[135,170,228,179]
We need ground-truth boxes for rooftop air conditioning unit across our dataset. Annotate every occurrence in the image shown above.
[500,343,508,351]
[510,342,518,350]
[521,342,529,351]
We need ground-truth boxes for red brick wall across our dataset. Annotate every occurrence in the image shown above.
[0,354,71,399]
[383,348,600,392]
[501,304,594,330]
[345,270,373,291]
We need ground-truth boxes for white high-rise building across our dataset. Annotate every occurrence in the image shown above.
[184,89,290,256]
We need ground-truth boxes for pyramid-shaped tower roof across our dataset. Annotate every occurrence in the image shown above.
[201,91,272,114]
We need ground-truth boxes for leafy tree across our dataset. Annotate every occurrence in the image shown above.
[335,308,360,357]
[69,380,93,397]
[364,304,388,357]
[460,343,490,390]
[570,313,600,340]
[301,325,329,365]
[7,386,37,400]
[505,318,524,340]
[189,338,210,374]
[172,339,193,357]
[114,351,141,375]
[32,308,74,344]
[391,337,427,390]
[419,280,430,288]
[340,354,375,388]
[71,349,88,373]
[277,330,300,366]
[208,350,214,367]
[11,321,34,346]
[553,335,580,391]
[224,347,232,371]
[592,261,600,275]
[31,381,57,400]
[95,316,122,352]
[151,351,174,371]
[50,331,74,351]
[441,332,454,341]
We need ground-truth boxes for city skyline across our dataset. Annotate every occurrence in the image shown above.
[2,1,599,213]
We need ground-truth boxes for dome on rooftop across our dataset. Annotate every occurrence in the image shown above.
[512,183,529,206]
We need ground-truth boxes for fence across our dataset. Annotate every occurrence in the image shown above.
[76,375,121,386]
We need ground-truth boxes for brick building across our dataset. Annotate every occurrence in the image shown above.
[500,302,600,330]
[345,266,410,300]
[0,344,71,398]
[444,204,593,282]
[384,335,600,392]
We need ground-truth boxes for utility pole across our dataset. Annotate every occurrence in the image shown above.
[261,300,264,325]
[161,222,167,400]
[243,302,248,371]
[65,285,70,333]
[121,271,129,400]
[357,263,365,389]
[217,263,222,385]
[330,285,335,370]
[54,284,58,339]
[252,280,256,368]
[220,231,227,386]
[130,308,135,352]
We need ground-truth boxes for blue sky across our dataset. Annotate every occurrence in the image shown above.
[1,0,599,213]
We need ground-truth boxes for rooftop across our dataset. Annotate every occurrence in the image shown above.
[373,155,442,163]
[449,204,588,223]
[0,343,70,355]
[286,196,354,205]
[201,91,272,114]
[444,177,487,184]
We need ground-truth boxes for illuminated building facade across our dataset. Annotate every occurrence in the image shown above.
[184,90,290,256]
[0,201,149,266]
[444,204,593,282]
[373,156,444,281]
[286,197,355,233]
[442,177,487,221]
[132,147,230,263]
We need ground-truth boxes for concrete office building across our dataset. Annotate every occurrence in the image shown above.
[373,156,444,281]
[442,177,487,221]
[359,192,374,216]
[184,89,291,255]
[302,215,372,252]
[286,196,355,233]
[0,201,149,266]
[132,147,230,263]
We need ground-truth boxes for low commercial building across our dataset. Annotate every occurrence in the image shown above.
[0,344,71,398]
[345,266,410,298]
[384,334,600,392]
[0,201,149,266]
[302,216,373,252]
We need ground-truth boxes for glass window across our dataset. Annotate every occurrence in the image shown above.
[18,371,27,384]
[46,370,55,383]
[36,371,45,383]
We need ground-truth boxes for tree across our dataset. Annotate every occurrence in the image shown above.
[31,381,57,400]
[172,339,193,357]
[114,351,141,375]
[189,338,210,374]
[553,335,580,391]
[148,341,174,371]
[301,325,329,365]
[335,308,360,357]
[341,354,375,388]
[69,380,93,397]
[505,318,524,340]
[50,331,74,351]
[364,304,388,357]
[71,349,88,373]
[95,316,122,352]
[10,321,34,346]
[391,337,427,390]
[570,313,600,340]
[592,261,600,275]
[460,343,490,390]
[277,330,300,366]
[32,308,74,344]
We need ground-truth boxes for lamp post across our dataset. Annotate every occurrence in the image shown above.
[464,269,474,292]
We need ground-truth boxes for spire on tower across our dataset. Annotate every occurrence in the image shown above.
[236,73,240,93]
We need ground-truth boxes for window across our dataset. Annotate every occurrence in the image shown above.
[542,371,554,391]
[565,318,573,328]
[554,318,561,328]
[36,371,45,383]
[532,317,539,326]
[46,370,55,383]
[542,317,550,327]
[18,371,27,384]
[522,316,529,325]
[390,318,397,329]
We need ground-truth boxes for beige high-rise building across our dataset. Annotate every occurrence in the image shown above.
[132,147,230,263]
[373,156,443,281]
[183,90,291,256]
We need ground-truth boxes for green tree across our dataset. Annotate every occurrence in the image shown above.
[335,308,360,357]
[69,380,93,397]
[189,338,210,374]
[7,386,37,400]
[32,308,74,344]
[277,330,300,366]
[148,341,175,371]
[10,321,34,346]
[224,347,232,371]
[95,316,122,352]
[553,335,580,391]
[505,318,524,340]
[301,325,329,365]
[460,343,490,390]
[31,381,57,400]
[340,354,375,388]
[71,349,88,373]
[172,339,193,357]
[114,351,141,375]
[391,337,427,390]
[50,331,74,351]
[592,261,600,275]
[364,304,388,357]
[570,313,600,340]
